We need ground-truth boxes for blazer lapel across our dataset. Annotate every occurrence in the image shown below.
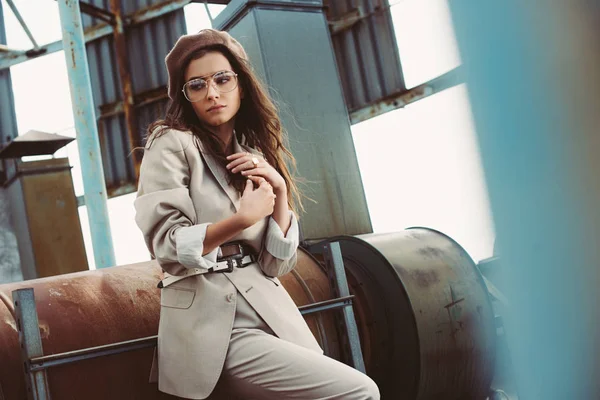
[193,135,240,211]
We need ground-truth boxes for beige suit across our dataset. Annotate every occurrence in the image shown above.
[135,128,379,400]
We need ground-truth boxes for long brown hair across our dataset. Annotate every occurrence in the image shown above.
[148,44,303,213]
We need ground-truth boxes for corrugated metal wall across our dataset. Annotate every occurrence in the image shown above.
[81,0,186,196]
[324,0,405,114]
[1,0,437,196]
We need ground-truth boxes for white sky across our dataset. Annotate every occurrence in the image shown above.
[1,0,495,269]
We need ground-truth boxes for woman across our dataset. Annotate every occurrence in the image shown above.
[135,29,380,400]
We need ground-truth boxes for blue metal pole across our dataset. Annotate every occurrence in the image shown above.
[448,1,600,398]
[57,0,116,269]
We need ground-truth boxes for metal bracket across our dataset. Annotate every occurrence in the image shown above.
[323,242,366,373]
[12,288,52,400]
[78,1,116,25]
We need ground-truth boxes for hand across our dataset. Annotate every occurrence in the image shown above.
[237,178,276,227]
[226,152,286,193]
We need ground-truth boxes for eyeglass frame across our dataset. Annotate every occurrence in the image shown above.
[181,70,239,103]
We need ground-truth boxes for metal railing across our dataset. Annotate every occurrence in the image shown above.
[13,241,365,400]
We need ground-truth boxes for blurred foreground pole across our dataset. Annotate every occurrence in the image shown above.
[448,2,600,398]
[57,0,116,269]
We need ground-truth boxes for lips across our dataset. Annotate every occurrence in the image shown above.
[207,105,225,112]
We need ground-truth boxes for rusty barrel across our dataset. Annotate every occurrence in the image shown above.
[0,229,496,399]
[0,250,338,399]
[309,228,497,399]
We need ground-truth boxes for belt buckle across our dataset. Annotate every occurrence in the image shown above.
[220,243,243,258]
[224,259,235,273]
[234,243,243,256]
[236,254,254,268]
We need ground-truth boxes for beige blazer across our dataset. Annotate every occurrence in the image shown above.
[134,128,322,400]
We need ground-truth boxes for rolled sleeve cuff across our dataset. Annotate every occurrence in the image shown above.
[265,211,299,261]
[175,223,219,269]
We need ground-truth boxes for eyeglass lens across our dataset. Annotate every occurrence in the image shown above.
[184,71,237,102]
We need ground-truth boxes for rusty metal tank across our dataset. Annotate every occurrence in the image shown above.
[307,228,497,399]
[0,229,496,399]
[0,250,338,399]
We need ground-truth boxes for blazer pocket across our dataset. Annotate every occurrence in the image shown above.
[160,286,196,309]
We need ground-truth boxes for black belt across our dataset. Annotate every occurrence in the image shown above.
[157,242,256,289]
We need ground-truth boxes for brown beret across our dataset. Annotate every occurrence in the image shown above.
[165,29,248,100]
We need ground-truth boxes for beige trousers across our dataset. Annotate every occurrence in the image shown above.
[209,292,380,400]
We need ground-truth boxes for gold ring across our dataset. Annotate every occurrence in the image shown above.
[251,157,259,167]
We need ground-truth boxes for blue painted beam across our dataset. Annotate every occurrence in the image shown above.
[57,0,115,269]
[0,0,195,71]
[0,23,112,71]
[349,66,465,125]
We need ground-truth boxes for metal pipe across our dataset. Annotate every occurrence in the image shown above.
[25,295,356,373]
[448,1,600,398]
[13,289,51,400]
[57,0,116,269]
[298,295,355,314]
[5,0,39,49]
[29,336,158,372]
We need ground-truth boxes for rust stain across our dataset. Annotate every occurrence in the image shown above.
[417,246,445,259]
[39,322,50,339]
[411,269,440,288]
[135,289,151,301]
[49,288,65,298]
[55,297,83,314]
[70,47,76,68]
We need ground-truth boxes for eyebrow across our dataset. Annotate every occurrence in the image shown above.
[186,70,230,82]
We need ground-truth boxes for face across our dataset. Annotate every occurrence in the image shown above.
[183,51,242,131]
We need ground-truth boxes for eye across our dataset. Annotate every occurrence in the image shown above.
[215,74,231,85]
[187,79,207,91]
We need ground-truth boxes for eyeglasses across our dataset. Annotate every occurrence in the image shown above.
[182,70,239,102]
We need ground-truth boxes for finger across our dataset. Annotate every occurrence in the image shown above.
[243,179,254,194]
[238,160,260,173]
[258,178,270,187]
[226,152,249,161]
[229,159,252,172]
[226,158,244,170]
[247,175,263,186]
[240,167,267,177]
[259,180,273,193]
[226,155,253,170]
